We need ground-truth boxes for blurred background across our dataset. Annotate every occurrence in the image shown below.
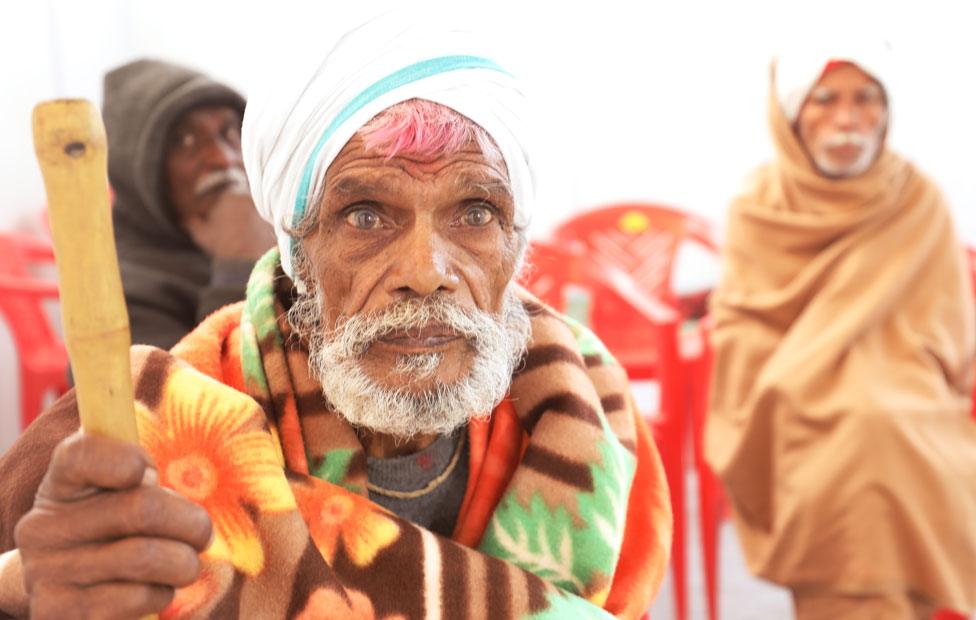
[1,1,974,618]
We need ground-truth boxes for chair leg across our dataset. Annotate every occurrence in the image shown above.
[690,322,722,620]
[660,319,689,620]
[647,385,687,618]
[658,425,687,620]
[20,369,44,430]
[698,463,724,620]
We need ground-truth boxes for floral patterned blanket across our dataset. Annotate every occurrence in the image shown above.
[1,249,671,619]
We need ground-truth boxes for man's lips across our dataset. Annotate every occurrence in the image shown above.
[826,143,863,160]
[375,324,463,351]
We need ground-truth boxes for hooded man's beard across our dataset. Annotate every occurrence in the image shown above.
[288,284,532,439]
[811,126,885,178]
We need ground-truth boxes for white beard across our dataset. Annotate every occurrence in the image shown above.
[289,286,531,439]
[812,128,884,178]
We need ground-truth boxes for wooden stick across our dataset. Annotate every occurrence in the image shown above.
[32,99,155,620]
[32,99,138,443]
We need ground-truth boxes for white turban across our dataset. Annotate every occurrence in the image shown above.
[775,39,893,122]
[242,12,535,279]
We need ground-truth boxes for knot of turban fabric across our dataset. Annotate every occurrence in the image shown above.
[242,12,535,278]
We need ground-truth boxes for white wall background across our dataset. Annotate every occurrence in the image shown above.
[1,0,975,448]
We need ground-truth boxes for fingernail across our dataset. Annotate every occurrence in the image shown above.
[142,467,159,486]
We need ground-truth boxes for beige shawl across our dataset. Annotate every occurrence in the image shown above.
[706,67,976,608]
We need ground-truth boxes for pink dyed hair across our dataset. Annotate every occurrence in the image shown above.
[289,99,519,270]
[358,99,503,165]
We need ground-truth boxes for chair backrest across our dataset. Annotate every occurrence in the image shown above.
[0,232,64,363]
[552,203,718,307]
[518,238,678,378]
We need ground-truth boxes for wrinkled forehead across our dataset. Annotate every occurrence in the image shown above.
[324,132,515,210]
[811,61,886,97]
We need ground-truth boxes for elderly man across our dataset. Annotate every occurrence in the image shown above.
[707,45,976,619]
[0,16,670,620]
[106,59,275,349]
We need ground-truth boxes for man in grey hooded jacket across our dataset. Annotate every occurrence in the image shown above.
[104,59,274,349]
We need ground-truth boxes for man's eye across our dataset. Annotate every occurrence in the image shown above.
[462,204,495,227]
[855,91,882,106]
[223,126,242,147]
[345,208,382,230]
[173,132,196,150]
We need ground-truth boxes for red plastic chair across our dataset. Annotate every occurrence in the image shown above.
[552,203,718,308]
[519,240,686,604]
[552,203,721,620]
[0,231,68,430]
[518,238,681,378]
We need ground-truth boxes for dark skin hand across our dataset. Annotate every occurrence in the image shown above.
[14,431,213,619]
[182,187,276,260]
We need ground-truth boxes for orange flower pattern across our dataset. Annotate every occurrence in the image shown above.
[295,587,409,620]
[160,559,231,620]
[294,479,400,567]
[137,367,296,576]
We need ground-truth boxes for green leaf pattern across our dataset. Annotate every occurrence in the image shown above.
[311,448,356,484]
[241,248,282,395]
[575,440,633,576]
[480,441,635,597]
[487,494,584,592]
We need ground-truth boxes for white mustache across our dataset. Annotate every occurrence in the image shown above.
[329,296,496,359]
[194,167,249,197]
[294,285,532,439]
[823,132,869,149]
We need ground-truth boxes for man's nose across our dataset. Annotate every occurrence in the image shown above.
[200,136,240,169]
[831,103,859,128]
[387,226,460,299]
